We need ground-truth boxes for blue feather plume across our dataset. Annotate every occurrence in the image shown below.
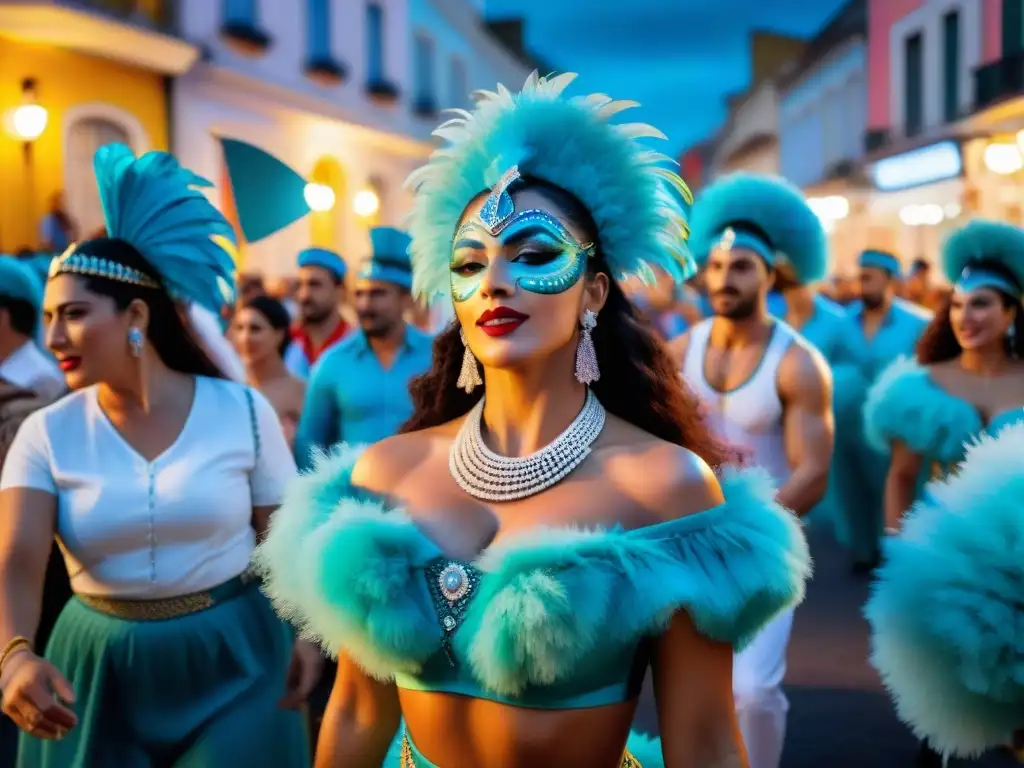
[942,219,1024,288]
[688,172,828,283]
[405,72,695,302]
[94,143,238,313]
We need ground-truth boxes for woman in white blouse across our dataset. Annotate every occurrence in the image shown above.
[0,144,317,767]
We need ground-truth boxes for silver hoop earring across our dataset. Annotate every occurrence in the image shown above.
[128,327,144,358]
[456,329,483,393]
[575,309,600,385]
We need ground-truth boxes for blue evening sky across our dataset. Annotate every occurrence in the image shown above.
[484,0,850,155]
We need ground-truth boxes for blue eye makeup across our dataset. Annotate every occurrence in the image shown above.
[449,209,593,303]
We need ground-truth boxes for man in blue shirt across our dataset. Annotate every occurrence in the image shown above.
[844,249,931,572]
[294,227,433,469]
[283,248,350,379]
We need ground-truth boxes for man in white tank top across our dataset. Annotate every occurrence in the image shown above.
[670,174,834,768]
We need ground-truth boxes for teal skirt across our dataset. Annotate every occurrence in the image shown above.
[18,580,310,768]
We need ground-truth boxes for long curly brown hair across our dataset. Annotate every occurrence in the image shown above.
[400,179,731,470]
[917,264,1024,364]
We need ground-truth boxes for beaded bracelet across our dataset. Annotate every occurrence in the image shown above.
[0,636,31,676]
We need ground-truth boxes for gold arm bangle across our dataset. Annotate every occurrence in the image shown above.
[0,636,32,675]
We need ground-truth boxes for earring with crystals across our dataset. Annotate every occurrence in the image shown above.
[456,328,483,393]
[575,309,600,385]
[1008,321,1019,359]
[128,327,144,358]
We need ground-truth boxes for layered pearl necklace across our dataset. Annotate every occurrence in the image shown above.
[449,389,607,502]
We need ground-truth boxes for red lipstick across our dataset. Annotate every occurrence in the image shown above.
[477,306,529,337]
[57,358,81,373]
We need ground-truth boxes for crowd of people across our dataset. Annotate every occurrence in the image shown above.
[0,70,1021,768]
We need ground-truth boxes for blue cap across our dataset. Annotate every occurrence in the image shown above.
[0,257,44,334]
[859,250,902,277]
[358,227,413,289]
[297,247,346,281]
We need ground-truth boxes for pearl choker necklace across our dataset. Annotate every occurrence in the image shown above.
[448,390,606,502]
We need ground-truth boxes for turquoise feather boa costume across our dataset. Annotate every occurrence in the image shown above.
[254,445,810,766]
[866,423,1024,758]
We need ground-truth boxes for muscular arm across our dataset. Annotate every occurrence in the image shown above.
[776,345,834,516]
[883,440,923,532]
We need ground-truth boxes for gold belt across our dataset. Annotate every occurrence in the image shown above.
[76,570,257,621]
[399,734,642,767]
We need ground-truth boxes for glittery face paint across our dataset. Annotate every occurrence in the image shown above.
[450,209,593,302]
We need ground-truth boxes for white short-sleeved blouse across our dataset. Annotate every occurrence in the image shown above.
[0,376,295,599]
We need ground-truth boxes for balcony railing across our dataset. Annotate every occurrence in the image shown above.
[974,53,1024,112]
[62,0,175,32]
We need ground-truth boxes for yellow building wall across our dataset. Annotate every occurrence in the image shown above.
[0,38,169,252]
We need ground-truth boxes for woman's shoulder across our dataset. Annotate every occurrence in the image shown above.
[349,419,461,496]
[597,415,724,527]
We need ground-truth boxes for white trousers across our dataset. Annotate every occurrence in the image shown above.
[733,608,794,768]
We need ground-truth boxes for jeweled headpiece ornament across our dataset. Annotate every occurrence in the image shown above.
[48,144,238,313]
[688,172,828,285]
[942,219,1024,302]
[404,72,696,301]
[50,245,161,289]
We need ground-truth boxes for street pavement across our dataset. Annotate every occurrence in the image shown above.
[634,528,1018,768]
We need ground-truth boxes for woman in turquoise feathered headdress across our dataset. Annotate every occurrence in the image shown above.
[254,72,810,768]
[863,219,1024,764]
[0,144,314,767]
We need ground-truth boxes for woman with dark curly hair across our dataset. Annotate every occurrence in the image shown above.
[863,220,1024,767]
[864,220,1024,533]
[255,72,810,767]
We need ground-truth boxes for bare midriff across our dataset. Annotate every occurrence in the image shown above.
[399,689,641,767]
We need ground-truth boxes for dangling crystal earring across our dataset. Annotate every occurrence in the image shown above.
[456,329,483,393]
[128,327,144,358]
[575,309,600,385]
[1008,322,1018,359]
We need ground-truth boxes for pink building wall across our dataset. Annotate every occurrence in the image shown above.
[984,0,1003,63]
[867,0,1005,130]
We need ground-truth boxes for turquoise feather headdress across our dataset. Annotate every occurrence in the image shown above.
[942,220,1024,300]
[50,144,238,313]
[405,72,695,302]
[688,172,828,284]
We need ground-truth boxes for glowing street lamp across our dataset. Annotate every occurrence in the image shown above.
[9,78,48,142]
[353,188,380,218]
[304,182,336,212]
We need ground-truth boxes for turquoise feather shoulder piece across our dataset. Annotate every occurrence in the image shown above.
[405,72,694,302]
[94,143,238,313]
[863,356,981,464]
[866,423,1024,758]
[253,446,811,691]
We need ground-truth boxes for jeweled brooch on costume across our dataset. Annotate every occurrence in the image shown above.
[425,558,481,667]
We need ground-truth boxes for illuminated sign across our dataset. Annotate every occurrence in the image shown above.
[870,141,963,192]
